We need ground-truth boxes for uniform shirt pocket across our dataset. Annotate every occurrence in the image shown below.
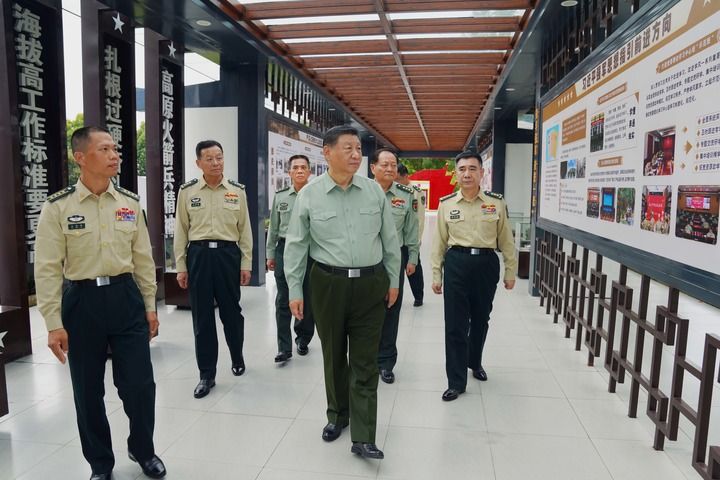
[62,222,96,257]
[114,221,137,254]
[310,210,340,239]
[391,208,406,231]
[359,206,381,234]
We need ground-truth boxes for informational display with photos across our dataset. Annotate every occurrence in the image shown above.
[540,0,720,276]
[267,117,327,208]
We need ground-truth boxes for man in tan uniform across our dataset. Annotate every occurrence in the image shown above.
[174,140,253,399]
[431,151,517,402]
[35,126,166,479]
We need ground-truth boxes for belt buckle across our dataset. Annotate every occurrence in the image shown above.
[470,248,481,255]
[208,241,218,249]
[95,276,111,287]
[348,268,361,278]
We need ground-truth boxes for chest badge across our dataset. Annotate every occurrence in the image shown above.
[481,204,497,215]
[278,202,289,212]
[67,215,84,223]
[115,207,136,222]
[449,208,461,220]
[391,197,406,208]
[224,192,239,205]
[190,197,202,207]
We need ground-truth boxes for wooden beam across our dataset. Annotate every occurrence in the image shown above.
[288,37,511,56]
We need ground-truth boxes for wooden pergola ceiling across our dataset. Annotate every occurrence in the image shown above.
[221,0,536,151]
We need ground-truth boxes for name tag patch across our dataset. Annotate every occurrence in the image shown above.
[391,197,406,208]
[115,207,136,222]
[191,197,202,207]
[68,223,85,230]
[224,192,239,205]
[278,202,289,212]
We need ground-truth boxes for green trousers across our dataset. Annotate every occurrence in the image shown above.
[310,262,389,443]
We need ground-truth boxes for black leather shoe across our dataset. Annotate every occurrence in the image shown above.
[193,378,215,398]
[321,421,348,442]
[231,358,246,376]
[380,369,395,384]
[128,453,166,479]
[413,299,423,307]
[472,367,488,381]
[351,442,384,459]
[441,388,465,401]
[296,338,309,356]
[90,473,111,480]
[274,351,292,363]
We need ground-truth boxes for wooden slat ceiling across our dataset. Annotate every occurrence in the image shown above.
[224,0,536,151]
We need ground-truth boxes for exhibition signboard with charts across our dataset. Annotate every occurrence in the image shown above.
[539,0,720,277]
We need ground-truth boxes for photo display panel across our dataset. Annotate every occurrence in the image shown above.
[539,0,720,276]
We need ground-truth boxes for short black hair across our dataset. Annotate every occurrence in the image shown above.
[323,125,358,147]
[71,126,111,154]
[370,148,398,165]
[454,150,482,165]
[196,140,223,159]
[397,163,409,176]
[288,154,310,170]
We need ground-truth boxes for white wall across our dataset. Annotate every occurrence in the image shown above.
[183,107,239,183]
[504,143,533,218]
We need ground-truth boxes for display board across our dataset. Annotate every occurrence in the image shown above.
[540,0,720,277]
[267,117,326,207]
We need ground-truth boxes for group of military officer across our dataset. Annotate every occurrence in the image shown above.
[34,124,515,478]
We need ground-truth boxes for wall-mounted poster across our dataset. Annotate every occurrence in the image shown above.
[539,0,720,276]
[267,117,326,208]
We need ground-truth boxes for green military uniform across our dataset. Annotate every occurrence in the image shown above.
[431,190,517,391]
[35,180,158,474]
[407,185,426,304]
[284,172,401,444]
[377,182,419,373]
[266,185,315,355]
[174,176,253,380]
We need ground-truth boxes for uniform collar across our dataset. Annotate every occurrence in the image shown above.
[387,182,402,196]
[321,172,363,193]
[198,175,228,190]
[455,189,483,204]
[75,179,119,202]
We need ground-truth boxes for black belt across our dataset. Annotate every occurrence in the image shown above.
[450,246,494,255]
[189,240,236,249]
[70,272,133,287]
[316,262,383,278]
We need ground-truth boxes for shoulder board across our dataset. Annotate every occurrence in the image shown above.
[396,183,413,194]
[180,178,198,190]
[440,192,458,202]
[275,186,290,194]
[485,191,504,200]
[412,184,422,192]
[228,179,245,190]
[47,185,75,203]
[115,185,140,201]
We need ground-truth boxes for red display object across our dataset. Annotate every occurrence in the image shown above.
[409,168,455,211]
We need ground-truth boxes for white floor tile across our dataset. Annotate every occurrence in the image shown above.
[483,394,587,437]
[592,438,687,480]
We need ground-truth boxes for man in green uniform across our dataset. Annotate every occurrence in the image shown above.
[431,151,517,402]
[174,140,253,399]
[370,149,419,384]
[397,163,426,307]
[284,125,401,459]
[266,154,315,362]
[35,126,166,480]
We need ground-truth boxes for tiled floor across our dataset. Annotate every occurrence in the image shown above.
[2,217,718,479]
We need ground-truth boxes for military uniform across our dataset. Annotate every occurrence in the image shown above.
[407,185,426,304]
[284,172,400,444]
[174,176,253,380]
[377,182,419,374]
[35,180,158,474]
[266,185,315,355]
[431,190,517,392]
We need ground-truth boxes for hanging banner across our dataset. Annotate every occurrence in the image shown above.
[539,0,720,276]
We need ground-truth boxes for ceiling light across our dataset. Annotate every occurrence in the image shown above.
[494,107,502,110]
[506,87,516,91]
[196,19,212,27]
[561,0,578,6]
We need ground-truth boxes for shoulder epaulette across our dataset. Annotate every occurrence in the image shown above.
[180,178,198,190]
[228,179,245,190]
[440,192,458,202]
[396,183,413,194]
[485,191,504,200]
[275,186,290,194]
[115,185,140,201]
[412,184,422,192]
[47,185,75,203]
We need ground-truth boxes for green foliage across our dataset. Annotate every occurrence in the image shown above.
[65,115,147,182]
[399,157,451,175]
